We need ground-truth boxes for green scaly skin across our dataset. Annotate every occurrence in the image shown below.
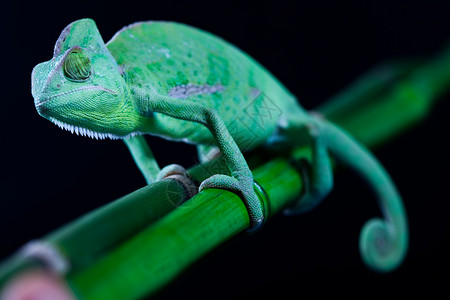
[31,19,408,272]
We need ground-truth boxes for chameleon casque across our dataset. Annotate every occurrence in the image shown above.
[31,19,408,272]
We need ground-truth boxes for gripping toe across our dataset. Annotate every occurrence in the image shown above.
[157,164,197,199]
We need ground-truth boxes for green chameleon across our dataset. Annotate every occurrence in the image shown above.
[31,19,408,272]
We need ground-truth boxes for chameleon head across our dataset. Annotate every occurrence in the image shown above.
[31,18,139,139]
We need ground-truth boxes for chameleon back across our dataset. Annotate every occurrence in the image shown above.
[106,21,306,149]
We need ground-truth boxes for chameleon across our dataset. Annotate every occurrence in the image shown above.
[31,18,408,272]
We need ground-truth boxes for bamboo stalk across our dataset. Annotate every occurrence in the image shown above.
[319,42,450,147]
[45,181,189,273]
[0,181,189,289]
[68,156,306,299]
[1,42,450,298]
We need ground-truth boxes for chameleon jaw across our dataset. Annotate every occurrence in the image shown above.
[49,117,142,140]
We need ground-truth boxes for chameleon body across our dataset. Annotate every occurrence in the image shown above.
[31,19,408,272]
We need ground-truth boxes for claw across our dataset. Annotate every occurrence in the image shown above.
[157,164,197,199]
[156,164,189,181]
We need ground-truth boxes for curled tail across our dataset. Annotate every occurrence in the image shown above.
[323,120,408,272]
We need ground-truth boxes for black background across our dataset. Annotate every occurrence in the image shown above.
[1,1,449,299]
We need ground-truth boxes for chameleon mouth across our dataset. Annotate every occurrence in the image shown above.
[49,117,142,140]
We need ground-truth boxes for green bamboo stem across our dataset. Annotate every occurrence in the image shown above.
[0,181,189,288]
[319,42,450,147]
[45,181,189,273]
[1,42,450,298]
[68,155,306,299]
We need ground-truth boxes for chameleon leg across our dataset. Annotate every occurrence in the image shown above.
[283,120,334,215]
[124,136,197,197]
[148,97,265,231]
[123,136,161,184]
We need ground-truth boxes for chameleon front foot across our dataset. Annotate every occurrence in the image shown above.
[199,174,265,232]
[359,218,408,272]
[157,164,198,199]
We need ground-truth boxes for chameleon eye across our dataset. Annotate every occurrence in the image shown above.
[63,46,92,82]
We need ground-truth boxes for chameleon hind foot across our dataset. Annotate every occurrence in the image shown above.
[284,120,333,215]
[157,164,198,199]
[199,174,265,232]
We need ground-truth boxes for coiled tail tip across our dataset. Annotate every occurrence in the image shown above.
[359,218,408,273]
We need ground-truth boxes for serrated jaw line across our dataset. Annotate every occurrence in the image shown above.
[49,117,141,140]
